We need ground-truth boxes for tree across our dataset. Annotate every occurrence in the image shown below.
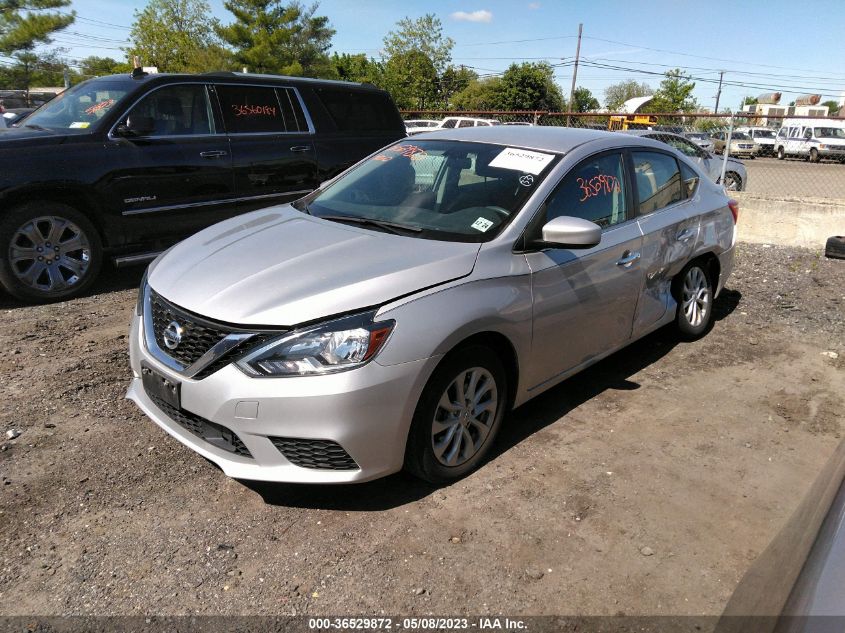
[570,86,599,112]
[439,65,476,107]
[78,56,132,77]
[0,0,74,56]
[604,79,652,110]
[383,50,438,109]
[822,99,840,115]
[741,95,758,107]
[217,1,335,77]
[450,77,501,111]
[496,62,564,111]
[332,53,382,84]
[128,0,229,72]
[382,14,454,76]
[647,69,698,113]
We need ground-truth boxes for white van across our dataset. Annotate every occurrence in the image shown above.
[439,116,501,129]
[737,126,777,155]
[774,118,845,162]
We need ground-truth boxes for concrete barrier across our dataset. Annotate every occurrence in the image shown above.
[734,193,845,249]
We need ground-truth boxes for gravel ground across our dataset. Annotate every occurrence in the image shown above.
[0,243,843,617]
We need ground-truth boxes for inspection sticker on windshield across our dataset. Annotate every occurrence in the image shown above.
[471,217,494,232]
[69,122,90,129]
[489,147,554,175]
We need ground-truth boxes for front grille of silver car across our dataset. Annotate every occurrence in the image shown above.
[150,290,232,368]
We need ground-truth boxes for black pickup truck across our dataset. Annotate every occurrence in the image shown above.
[0,71,406,302]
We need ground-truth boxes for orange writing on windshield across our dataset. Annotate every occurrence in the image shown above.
[577,174,621,202]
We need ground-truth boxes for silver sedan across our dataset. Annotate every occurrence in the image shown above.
[127,127,736,484]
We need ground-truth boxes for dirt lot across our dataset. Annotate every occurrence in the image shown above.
[0,243,843,617]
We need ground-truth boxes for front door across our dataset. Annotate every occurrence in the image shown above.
[105,83,235,243]
[215,84,319,211]
[524,150,644,390]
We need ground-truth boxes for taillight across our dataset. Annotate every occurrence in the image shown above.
[728,199,739,224]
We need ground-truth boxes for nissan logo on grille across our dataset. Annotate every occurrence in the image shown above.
[162,321,184,350]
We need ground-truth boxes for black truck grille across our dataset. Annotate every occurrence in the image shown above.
[150,290,232,368]
[270,437,359,470]
[148,392,252,458]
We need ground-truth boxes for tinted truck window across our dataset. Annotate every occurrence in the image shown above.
[314,88,401,132]
[218,85,290,134]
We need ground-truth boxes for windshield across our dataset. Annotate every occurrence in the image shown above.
[23,80,130,132]
[753,129,775,138]
[300,140,560,242]
[687,133,708,140]
[815,127,845,139]
[732,132,751,140]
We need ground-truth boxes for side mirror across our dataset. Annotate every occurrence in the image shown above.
[539,216,602,249]
[115,114,155,137]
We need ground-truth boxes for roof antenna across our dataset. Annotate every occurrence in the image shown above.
[131,55,148,79]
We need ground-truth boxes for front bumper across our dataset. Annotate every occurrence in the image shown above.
[126,312,438,483]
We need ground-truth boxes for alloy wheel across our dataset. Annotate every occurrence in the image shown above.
[8,215,92,293]
[682,266,710,328]
[431,367,498,467]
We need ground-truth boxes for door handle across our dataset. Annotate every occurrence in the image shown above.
[199,150,228,159]
[676,228,695,242]
[616,251,641,267]
[290,145,311,153]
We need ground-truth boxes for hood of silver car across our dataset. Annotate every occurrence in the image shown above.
[147,206,481,326]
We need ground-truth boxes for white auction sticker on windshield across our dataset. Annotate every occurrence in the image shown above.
[489,147,555,175]
[471,217,494,232]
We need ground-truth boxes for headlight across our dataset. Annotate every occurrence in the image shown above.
[236,311,394,377]
[135,268,149,316]
[819,144,828,150]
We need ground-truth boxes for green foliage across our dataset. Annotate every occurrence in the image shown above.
[382,14,454,76]
[331,53,382,84]
[450,77,502,111]
[216,0,335,76]
[603,79,652,110]
[0,0,74,55]
[821,100,840,115]
[741,95,758,106]
[646,69,699,113]
[78,56,132,77]
[439,65,476,106]
[694,117,726,132]
[128,0,230,72]
[496,62,564,111]
[570,86,599,113]
[383,50,438,109]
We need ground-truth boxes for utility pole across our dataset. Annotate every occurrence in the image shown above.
[567,23,583,125]
[714,70,724,114]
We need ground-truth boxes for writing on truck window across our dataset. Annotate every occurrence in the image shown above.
[231,104,278,118]
[84,99,115,115]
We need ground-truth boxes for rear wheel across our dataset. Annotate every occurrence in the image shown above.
[0,202,102,303]
[405,346,508,484]
[777,146,785,160]
[674,261,713,341]
[723,171,742,192]
[810,148,820,163]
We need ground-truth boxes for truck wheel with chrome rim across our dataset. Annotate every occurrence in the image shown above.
[405,345,508,484]
[0,202,102,303]
[673,261,713,340]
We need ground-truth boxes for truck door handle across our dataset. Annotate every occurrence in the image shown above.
[199,150,228,159]
[616,251,641,267]
[290,145,311,153]
[676,228,695,242]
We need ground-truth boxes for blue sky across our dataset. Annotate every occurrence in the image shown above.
[42,0,845,110]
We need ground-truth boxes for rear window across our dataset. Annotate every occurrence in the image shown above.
[216,85,308,134]
[314,88,401,132]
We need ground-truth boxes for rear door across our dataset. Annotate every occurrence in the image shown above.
[215,83,319,210]
[105,83,236,242]
[524,150,644,389]
[630,150,700,335]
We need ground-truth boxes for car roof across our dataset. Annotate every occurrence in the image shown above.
[95,71,383,91]
[414,125,650,153]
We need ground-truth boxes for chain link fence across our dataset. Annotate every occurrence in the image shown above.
[401,111,845,201]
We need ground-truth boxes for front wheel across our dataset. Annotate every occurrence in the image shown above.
[405,346,508,484]
[674,262,714,341]
[810,148,820,163]
[777,146,785,160]
[0,202,103,303]
[723,171,743,192]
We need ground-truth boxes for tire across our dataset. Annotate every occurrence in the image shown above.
[723,171,743,192]
[825,236,845,260]
[777,146,785,160]
[810,148,820,163]
[0,202,103,303]
[673,261,714,341]
[405,345,508,484]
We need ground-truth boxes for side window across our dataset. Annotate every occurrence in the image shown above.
[277,88,309,132]
[680,162,699,198]
[217,85,288,134]
[124,84,215,136]
[543,152,627,229]
[632,151,683,215]
[803,128,813,139]
[658,134,702,158]
[789,127,801,138]
[441,118,457,129]
[458,119,474,128]
[313,88,401,132]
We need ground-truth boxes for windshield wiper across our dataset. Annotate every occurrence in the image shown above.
[317,215,423,236]
[24,124,50,132]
